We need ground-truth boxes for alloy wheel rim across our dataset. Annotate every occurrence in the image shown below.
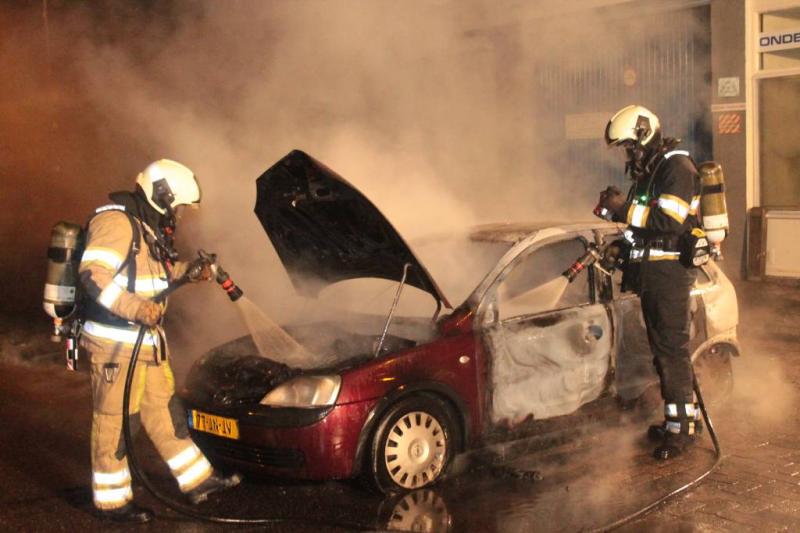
[387,489,452,532]
[384,411,446,489]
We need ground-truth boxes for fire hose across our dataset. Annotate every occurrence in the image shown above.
[120,254,369,529]
[122,249,720,529]
[563,245,723,532]
[589,375,722,532]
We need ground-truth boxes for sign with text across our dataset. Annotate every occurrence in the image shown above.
[759,28,800,53]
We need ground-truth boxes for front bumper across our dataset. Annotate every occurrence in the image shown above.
[185,399,377,480]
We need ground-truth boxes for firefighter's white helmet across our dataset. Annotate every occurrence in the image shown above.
[135,159,201,214]
[604,105,661,147]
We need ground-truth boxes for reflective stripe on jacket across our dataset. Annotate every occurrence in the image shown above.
[82,320,160,346]
[619,150,702,262]
[622,150,700,234]
[79,205,170,351]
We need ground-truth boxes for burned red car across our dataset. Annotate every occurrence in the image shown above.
[180,150,739,493]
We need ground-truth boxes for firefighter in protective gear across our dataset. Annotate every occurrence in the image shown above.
[79,160,237,523]
[600,105,702,460]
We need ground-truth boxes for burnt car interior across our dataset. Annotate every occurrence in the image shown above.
[482,234,612,426]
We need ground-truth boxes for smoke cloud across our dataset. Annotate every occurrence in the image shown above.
[2,1,710,371]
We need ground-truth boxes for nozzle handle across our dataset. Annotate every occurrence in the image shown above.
[562,246,602,283]
[197,249,244,301]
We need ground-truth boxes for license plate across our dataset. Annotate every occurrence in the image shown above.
[189,409,239,440]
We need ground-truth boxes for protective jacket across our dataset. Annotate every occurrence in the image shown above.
[79,194,211,511]
[617,148,700,436]
[617,149,702,264]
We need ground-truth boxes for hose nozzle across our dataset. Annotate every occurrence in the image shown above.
[562,245,602,283]
[198,250,244,302]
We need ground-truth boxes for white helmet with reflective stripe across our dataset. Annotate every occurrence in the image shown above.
[604,105,661,147]
[135,159,201,214]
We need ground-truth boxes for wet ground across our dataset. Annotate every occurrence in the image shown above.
[1,280,799,532]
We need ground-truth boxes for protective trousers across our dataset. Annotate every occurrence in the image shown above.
[87,338,213,510]
[639,260,695,407]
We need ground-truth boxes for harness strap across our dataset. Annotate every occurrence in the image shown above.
[81,205,142,327]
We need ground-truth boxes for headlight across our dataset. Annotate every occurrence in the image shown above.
[260,375,342,408]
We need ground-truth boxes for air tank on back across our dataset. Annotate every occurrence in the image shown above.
[698,162,729,257]
[43,222,84,328]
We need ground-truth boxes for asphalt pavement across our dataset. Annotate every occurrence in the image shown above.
[1,279,799,532]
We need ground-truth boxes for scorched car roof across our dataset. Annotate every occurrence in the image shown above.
[469,220,624,244]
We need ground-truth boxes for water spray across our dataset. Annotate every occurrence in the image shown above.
[119,255,367,529]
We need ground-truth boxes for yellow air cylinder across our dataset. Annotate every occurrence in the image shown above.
[43,221,84,320]
[698,161,729,248]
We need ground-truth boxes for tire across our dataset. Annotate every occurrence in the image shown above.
[367,394,461,494]
[377,489,453,532]
[693,346,734,406]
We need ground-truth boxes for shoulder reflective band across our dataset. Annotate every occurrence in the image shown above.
[95,204,127,214]
[664,150,690,159]
[658,194,689,224]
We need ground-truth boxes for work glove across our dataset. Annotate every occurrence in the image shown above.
[185,256,214,283]
[135,300,163,327]
[600,185,626,216]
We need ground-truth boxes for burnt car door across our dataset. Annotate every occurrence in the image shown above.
[594,231,708,403]
[479,234,613,427]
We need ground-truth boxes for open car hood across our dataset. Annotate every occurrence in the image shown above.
[254,150,451,309]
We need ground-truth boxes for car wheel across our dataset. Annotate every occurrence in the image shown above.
[693,345,734,406]
[378,489,453,532]
[368,395,460,493]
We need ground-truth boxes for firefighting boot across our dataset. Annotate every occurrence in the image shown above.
[653,402,697,460]
[647,403,703,441]
[96,502,154,523]
[187,470,242,504]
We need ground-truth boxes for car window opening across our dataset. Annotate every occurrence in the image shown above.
[497,238,591,320]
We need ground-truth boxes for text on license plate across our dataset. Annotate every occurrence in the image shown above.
[189,410,239,440]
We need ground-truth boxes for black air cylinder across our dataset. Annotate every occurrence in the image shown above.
[43,221,84,319]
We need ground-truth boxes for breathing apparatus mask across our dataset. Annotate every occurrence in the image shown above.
[150,179,180,262]
[620,118,659,181]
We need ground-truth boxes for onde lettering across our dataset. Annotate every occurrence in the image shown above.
[760,31,800,49]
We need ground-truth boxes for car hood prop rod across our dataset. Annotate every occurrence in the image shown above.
[374,262,412,358]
